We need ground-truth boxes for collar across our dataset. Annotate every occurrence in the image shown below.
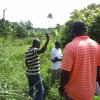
[74,36,89,40]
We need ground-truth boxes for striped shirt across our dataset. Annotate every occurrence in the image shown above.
[25,47,40,75]
[61,36,100,100]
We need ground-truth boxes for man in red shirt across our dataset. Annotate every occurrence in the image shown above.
[59,20,100,100]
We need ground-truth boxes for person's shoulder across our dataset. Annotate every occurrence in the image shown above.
[29,47,38,53]
[63,41,75,52]
[65,41,73,48]
[51,48,55,51]
[89,38,100,45]
[51,48,56,54]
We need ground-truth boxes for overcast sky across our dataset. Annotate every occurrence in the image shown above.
[0,0,100,28]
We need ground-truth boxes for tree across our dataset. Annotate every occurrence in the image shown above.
[89,14,100,43]
[87,3,97,10]
[3,9,7,20]
[59,3,100,47]
[0,19,12,35]
[25,20,33,30]
[47,13,53,28]
[11,22,26,38]
[20,20,33,30]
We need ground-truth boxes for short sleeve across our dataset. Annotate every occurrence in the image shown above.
[61,44,74,71]
[32,48,38,54]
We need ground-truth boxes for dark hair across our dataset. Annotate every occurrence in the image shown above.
[55,41,61,48]
[55,41,60,45]
[32,38,40,46]
[72,20,86,35]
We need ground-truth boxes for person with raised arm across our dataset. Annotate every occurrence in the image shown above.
[25,33,50,100]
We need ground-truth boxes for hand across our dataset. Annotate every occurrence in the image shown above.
[58,86,65,97]
[51,59,56,63]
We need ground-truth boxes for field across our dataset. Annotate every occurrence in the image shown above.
[0,36,100,100]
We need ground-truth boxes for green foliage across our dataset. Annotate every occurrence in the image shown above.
[94,96,100,100]
[59,3,100,47]
[88,14,100,43]
[11,22,26,38]
[0,37,28,99]
[60,20,74,48]
[24,20,33,30]
[0,19,34,38]
[87,3,99,10]
[0,19,13,35]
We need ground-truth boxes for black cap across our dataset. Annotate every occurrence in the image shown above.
[72,20,86,35]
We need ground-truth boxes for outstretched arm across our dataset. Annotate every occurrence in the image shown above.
[37,33,50,54]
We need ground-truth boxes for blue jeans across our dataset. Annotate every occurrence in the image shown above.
[27,74,44,100]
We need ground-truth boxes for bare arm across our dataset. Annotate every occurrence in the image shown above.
[59,70,70,96]
[37,34,50,54]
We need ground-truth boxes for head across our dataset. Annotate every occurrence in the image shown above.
[55,41,61,49]
[32,38,40,48]
[72,20,87,36]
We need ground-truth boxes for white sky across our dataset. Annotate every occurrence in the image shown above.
[0,0,100,28]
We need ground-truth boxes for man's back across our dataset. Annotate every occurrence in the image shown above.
[62,36,100,100]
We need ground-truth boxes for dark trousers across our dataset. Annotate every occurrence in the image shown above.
[65,95,73,100]
[97,67,100,86]
[51,68,61,84]
[27,74,44,100]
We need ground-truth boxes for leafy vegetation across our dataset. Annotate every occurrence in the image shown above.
[59,3,100,47]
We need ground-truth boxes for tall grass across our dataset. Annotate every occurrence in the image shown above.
[0,37,28,99]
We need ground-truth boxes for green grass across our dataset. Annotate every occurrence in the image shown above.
[0,37,28,99]
[94,96,100,100]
